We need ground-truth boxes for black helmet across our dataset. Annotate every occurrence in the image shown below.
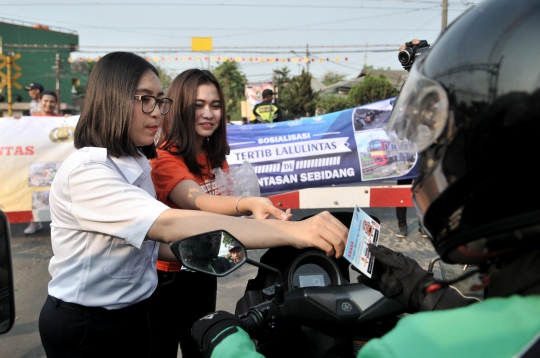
[386,0,540,264]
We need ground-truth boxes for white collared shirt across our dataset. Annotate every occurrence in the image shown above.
[48,147,169,309]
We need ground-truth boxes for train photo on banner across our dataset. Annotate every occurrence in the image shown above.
[368,139,399,165]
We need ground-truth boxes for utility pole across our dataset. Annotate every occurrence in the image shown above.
[442,0,448,29]
[364,41,368,69]
[306,44,310,74]
[272,71,277,105]
[55,53,61,111]
[6,55,13,117]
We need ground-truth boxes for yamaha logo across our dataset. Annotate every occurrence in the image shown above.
[341,302,353,312]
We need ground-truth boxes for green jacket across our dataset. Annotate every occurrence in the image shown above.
[210,295,540,358]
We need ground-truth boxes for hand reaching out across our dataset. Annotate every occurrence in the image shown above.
[237,196,292,221]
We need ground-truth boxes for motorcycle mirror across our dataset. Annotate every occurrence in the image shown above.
[0,210,15,334]
[169,230,247,277]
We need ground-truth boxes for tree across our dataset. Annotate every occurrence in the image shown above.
[213,61,247,120]
[316,95,353,114]
[71,59,96,76]
[321,71,347,86]
[70,60,96,96]
[280,69,318,118]
[348,74,397,106]
[272,66,291,107]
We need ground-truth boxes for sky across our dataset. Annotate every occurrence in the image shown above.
[1,0,479,84]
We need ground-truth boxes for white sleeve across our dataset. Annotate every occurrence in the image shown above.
[55,160,169,248]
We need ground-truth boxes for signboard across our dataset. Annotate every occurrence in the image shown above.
[227,97,418,195]
[191,37,213,52]
[0,116,78,221]
[0,98,418,219]
[245,82,273,109]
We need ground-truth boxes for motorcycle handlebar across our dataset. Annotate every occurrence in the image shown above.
[241,311,261,336]
[240,301,282,340]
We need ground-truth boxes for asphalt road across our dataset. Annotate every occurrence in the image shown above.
[1,207,480,358]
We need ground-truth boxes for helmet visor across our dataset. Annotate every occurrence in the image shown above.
[386,67,449,152]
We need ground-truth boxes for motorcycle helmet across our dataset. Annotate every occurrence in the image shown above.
[386,0,540,264]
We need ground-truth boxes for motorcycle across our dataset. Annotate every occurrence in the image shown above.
[169,211,408,358]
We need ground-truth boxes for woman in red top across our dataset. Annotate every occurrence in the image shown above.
[149,69,291,358]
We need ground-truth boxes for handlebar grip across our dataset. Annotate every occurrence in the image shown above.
[240,302,281,340]
[241,312,261,336]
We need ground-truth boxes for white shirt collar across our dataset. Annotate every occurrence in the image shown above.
[110,153,151,186]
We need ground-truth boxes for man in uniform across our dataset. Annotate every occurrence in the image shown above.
[24,82,44,115]
[250,89,282,123]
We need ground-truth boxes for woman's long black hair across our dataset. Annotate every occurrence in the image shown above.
[159,69,230,176]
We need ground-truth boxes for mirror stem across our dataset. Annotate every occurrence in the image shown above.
[246,258,285,304]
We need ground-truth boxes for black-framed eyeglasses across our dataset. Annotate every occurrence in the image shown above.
[134,95,173,115]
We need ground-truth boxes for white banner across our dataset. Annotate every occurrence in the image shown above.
[0,116,78,220]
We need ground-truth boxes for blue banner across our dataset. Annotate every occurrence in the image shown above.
[226,98,419,195]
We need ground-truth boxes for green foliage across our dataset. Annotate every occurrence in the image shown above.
[69,61,95,96]
[273,66,291,108]
[213,61,247,120]
[279,69,319,117]
[348,74,397,106]
[321,71,347,86]
[316,95,353,114]
[70,60,96,76]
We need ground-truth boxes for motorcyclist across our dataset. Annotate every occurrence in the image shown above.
[228,240,245,264]
[190,0,540,356]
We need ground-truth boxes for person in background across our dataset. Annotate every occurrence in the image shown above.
[22,91,60,235]
[225,114,235,125]
[24,82,44,115]
[23,90,67,235]
[241,117,248,125]
[250,89,282,123]
[395,40,427,239]
[148,68,293,358]
[228,240,244,264]
[37,52,347,358]
[32,90,63,117]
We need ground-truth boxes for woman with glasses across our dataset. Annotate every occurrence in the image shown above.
[37,52,347,358]
[147,69,292,358]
